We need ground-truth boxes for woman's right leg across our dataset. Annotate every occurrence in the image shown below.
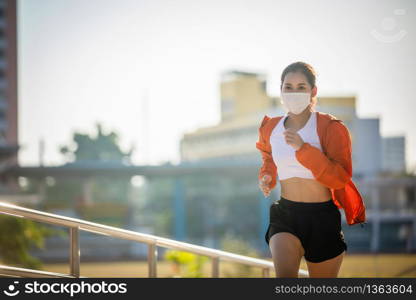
[269,232,305,277]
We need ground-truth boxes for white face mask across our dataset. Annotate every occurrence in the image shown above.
[280,92,311,115]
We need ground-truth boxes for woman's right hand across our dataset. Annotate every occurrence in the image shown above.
[259,174,272,197]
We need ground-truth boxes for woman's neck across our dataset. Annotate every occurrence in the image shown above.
[287,107,314,125]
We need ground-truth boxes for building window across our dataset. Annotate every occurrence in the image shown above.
[221,98,235,118]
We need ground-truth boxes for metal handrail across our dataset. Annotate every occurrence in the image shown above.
[0,265,87,278]
[0,201,309,278]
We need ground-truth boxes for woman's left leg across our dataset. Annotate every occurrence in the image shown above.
[305,250,345,278]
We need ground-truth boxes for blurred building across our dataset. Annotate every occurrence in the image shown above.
[219,70,274,122]
[0,0,19,200]
[0,0,18,168]
[352,117,382,178]
[180,71,274,163]
[180,70,406,178]
[382,136,406,173]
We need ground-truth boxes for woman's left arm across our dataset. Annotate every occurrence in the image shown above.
[295,120,352,190]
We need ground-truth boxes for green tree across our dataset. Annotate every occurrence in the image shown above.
[0,215,65,269]
[60,123,133,163]
[164,249,208,278]
[0,122,134,269]
[56,123,134,226]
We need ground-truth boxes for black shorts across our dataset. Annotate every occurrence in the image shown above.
[265,196,347,263]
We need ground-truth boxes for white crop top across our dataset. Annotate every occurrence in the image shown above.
[270,111,323,180]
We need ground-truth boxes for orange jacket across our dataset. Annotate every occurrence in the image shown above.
[256,111,366,226]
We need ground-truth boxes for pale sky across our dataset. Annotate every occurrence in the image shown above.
[19,0,416,172]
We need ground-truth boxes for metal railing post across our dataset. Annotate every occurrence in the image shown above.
[212,257,219,278]
[69,226,80,278]
[262,268,270,277]
[148,243,157,278]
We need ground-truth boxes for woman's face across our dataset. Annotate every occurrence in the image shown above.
[281,71,316,96]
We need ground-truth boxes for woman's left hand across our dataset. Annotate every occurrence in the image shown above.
[283,129,305,151]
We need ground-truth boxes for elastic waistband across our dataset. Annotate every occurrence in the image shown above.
[277,196,336,211]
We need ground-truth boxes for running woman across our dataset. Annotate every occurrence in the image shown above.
[256,61,366,278]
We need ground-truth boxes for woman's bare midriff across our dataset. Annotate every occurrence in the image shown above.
[280,177,332,203]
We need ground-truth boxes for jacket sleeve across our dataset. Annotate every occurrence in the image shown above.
[255,116,277,190]
[295,120,352,190]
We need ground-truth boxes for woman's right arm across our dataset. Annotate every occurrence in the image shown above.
[255,115,277,190]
